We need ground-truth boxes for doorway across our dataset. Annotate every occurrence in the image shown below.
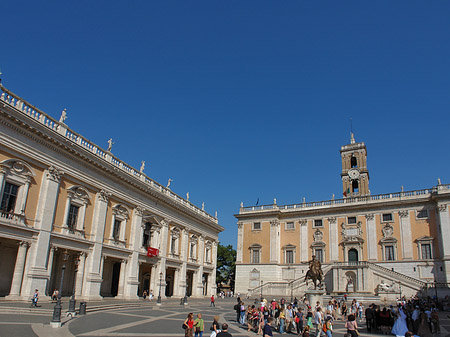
[348,248,358,262]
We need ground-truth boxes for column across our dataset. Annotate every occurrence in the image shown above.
[45,246,57,295]
[173,268,180,296]
[210,241,218,295]
[75,252,86,297]
[83,189,110,300]
[236,222,244,262]
[300,220,308,262]
[117,260,127,298]
[21,166,63,298]
[270,220,280,263]
[123,207,143,299]
[7,241,30,298]
[365,214,377,261]
[328,217,338,262]
[197,236,205,297]
[437,204,450,283]
[149,264,157,295]
[158,219,170,297]
[398,210,413,259]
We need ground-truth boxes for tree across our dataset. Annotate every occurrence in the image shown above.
[216,244,236,292]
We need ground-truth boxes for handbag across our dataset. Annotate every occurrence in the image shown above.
[182,323,188,329]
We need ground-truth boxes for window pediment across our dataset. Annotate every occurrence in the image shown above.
[415,236,433,243]
[249,243,262,249]
[67,186,90,205]
[1,159,35,183]
[112,204,129,220]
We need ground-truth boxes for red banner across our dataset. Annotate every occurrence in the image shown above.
[147,247,159,257]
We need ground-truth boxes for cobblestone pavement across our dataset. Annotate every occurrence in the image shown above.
[0,297,448,337]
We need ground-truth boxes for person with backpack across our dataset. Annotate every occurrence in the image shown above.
[323,316,333,337]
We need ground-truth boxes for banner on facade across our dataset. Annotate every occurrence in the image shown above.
[147,247,159,257]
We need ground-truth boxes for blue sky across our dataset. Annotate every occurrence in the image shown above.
[1,1,449,247]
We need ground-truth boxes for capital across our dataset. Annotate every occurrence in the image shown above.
[46,166,64,182]
[438,204,447,213]
[134,206,145,217]
[97,189,111,202]
[365,213,374,221]
[237,222,243,229]
[398,210,409,218]
[299,219,308,226]
[327,217,337,224]
[270,219,280,227]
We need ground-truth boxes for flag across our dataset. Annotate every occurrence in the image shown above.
[147,247,159,257]
[343,188,350,197]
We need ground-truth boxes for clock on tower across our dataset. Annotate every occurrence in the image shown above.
[340,133,369,197]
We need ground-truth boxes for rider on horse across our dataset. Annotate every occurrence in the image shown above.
[304,255,324,289]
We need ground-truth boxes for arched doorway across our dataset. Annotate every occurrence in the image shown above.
[348,248,358,262]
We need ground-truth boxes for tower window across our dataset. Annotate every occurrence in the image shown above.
[351,156,358,168]
[352,180,359,193]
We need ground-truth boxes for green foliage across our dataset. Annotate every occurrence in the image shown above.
[216,244,236,291]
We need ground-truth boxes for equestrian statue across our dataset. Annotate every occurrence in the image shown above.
[304,255,324,289]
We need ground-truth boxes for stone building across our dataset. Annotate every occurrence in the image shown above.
[235,134,450,299]
[0,83,223,300]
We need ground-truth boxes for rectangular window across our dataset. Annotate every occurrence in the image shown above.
[252,249,260,264]
[417,210,429,219]
[0,182,19,212]
[67,204,79,231]
[113,219,121,240]
[347,216,357,224]
[286,222,295,230]
[385,246,395,261]
[315,249,323,263]
[253,222,261,230]
[286,250,294,264]
[171,237,177,254]
[421,243,432,259]
[314,219,323,227]
[382,213,393,222]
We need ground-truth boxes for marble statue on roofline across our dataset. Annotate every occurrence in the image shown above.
[166,178,172,189]
[140,161,145,173]
[107,138,114,152]
[59,108,67,124]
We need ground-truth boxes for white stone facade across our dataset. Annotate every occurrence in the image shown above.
[0,84,223,300]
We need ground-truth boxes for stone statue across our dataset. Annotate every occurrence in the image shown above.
[166,178,172,189]
[304,255,323,289]
[273,198,277,205]
[59,108,67,123]
[140,161,145,173]
[186,192,189,201]
[107,138,114,152]
[202,202,205,211]
[240,201,244,208]
[332,193,335,200]
[215,211,217,218]
[377,280,391,292]
[438,178,442,185]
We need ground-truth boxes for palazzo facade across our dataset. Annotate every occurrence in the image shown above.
[0,83,223,300]
[235,134,450,299]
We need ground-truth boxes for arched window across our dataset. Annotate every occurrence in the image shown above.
[351,156,358,168]
[348,248,358,262]
[352,180,359,193]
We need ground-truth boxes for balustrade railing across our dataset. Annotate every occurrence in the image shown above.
[241,185,450,213]
[0,210,26,225]
[0,85,218,224]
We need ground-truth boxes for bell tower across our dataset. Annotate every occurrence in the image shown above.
[340,133,369,197]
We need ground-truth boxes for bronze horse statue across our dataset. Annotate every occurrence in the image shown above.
[304,256,323,289]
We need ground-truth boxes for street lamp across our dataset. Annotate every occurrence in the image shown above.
[68,255,80,314]
[434,280,438,302]
[156,272,163,305]
[260,280,263,301]
[51,250,69,327]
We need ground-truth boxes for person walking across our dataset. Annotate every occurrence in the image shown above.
[216,323,232,337]
[323,316,333,337]
[194,313,204,337]
[211,315,221,336]
[263,317,273,337]
[183,312,194,337]
[345,314,358,337]
[296,307,304,336]
[314,307,323,337]
[31,289,39,308]
[211,294,215,307]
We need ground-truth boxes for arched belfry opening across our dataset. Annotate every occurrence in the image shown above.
[351,156,358,168]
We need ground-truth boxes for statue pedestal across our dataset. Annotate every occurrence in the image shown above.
[305,289,325,308]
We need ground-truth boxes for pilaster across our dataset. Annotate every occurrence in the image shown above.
[300,220,308,262]
[270,220,280,263]
[236,222,244,262]
[437,204,450,283]
[328,217,338,262]
[365,213,377,261]
[22,166,63,297]
[398,210,413,259]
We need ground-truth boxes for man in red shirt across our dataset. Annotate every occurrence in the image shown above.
[211,295,215,307]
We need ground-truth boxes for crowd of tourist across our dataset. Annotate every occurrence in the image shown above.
[230,295,444,337]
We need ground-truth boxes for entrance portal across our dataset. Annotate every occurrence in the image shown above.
[165,268,175,297]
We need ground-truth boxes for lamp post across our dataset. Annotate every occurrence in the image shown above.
[68,255,80,314]
[156,272,163,305]
[51,250,69,327]
[434,280,438,301]
[260,280,263,301]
